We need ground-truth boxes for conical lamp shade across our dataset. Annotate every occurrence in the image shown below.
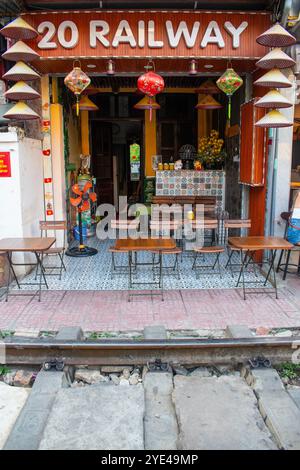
[4,81,40,100]
[195,79,219,94]
[255,89,292,109]
[256,48,296,69]
[195,95,222,109]
[0,17,38,40]
[2,61,40,81]
[256,23,296,47]
[72,96,99,111]
[82,86,99,96]
[134,96,160,110]
[2,41,40,62]
[255,109,293,128]
[253,68,292,88]
[3,101,40,120]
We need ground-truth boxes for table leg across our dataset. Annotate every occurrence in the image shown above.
[264,249,278,299]
[128,251,132,302]
[35,252,48,302]
[5,252,12,302]
[159,251,164,301]
[236,250,247,300]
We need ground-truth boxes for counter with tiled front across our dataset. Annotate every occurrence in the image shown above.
[155,170,225,208]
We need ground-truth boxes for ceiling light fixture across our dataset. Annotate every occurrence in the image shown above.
[107,59,115,75]
[189,59,198,75]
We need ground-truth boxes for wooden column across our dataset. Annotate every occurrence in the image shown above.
[81,110,90,155]
[145,109,157,177]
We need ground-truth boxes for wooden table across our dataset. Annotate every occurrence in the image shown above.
[0,237,56,302]
[114,238,176,300]
[228,236,293,299]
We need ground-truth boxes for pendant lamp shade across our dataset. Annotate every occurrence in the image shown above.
[255,109,293,128]
[196,79,219,95]
[253,68,292,88]
[82,86,99,96]
[2,61,40,81]
[72,96,98,111]
[256,23,296,47]
[195,95,222,109]
[134,96,160,110]
[4,81,40,100]
[0,17,38,40]
[256,48,296,70]
[3,101,40,120]
[255,89,293,109]
[2,41,40,62]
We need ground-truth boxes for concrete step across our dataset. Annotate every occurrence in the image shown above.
[39,384,145,450]
[173,375,277,450]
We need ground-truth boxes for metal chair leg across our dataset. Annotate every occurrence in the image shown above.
[276,249,284,273]
[283,249,291,281]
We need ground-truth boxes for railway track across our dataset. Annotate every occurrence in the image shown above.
[3,335,300,366]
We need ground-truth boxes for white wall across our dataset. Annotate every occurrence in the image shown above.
[0,131,44,274]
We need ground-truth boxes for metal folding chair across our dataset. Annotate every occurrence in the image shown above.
[36,220,67,280]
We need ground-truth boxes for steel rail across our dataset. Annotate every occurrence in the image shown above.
[3,336,300,366]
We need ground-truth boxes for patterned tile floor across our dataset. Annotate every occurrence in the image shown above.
[0,237,299,333]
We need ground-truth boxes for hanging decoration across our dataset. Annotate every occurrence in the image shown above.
[216,66,243,128]
[195,95,222,110]
[64,61,91,116]
[134,96,161,110]
[254,22,295,128]
[2,61,40,82]
[0,17,38,40]
[2,40,40,62]
[137,61,164,121]
[195,79,219,95]
[3,101,40,120]
[4,81,40,101]
[72,95,99,112]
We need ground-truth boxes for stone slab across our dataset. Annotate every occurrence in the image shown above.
[173,376,276,450]
[288,386,300,411]
[4,371,64,450]
[39,384,145,450]
[226,325,253,338]
[55,327,84,341]
[245,368,285,398]
[143,325,167,340]
[144,372,178,450]
[0,382,29,449]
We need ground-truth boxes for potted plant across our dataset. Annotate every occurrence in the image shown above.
[197,130,226,170]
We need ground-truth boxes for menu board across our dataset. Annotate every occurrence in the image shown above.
[130,143,140,181]
[0,152,11,177]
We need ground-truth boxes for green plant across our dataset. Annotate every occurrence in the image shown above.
[0,330,14,339]
[0,365,10,376]
[278,362,300,380]
[197,129,227,169]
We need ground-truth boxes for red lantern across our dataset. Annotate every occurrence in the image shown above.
[137,65,164,121]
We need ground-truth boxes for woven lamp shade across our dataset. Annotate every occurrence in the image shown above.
[256,48,296,69]
[3,101,40,120]
[255,109,293,128]
[72,96,98,111]
[256,23,296,47]
[2,41,40,62]
[4,81,40,100]
[134,96,160,110]
[195,95,222,109]
[2,61,40,82]
[255,89,292,109]
[82,86,99,96]
[253,68,292,88]
[0,17,38,40]
[195,79,219,94]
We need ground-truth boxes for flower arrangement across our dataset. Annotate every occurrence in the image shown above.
[197,130,226,169]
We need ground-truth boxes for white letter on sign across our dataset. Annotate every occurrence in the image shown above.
[224,21,248,48]
[90,21,110,48]
[112,20,136,48]
[166,20,200,48]
[201,21,225,48]
[148,20,163,48]
[57,21,78,49]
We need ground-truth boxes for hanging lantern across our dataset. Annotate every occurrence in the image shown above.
[255,109,293,128]
[0,17,38,40]
[195,95,222,109]
[72,96,99,112]
[195,79,219,95]
[4,81,40,100]
[253,68,292,88]
[255,89,292,109]
[134,96,161,110]
[64,61,91,116]
[3,101,40,120]
[137,63,164,121]
[2,40,40,62]
[2,61,40,82]
[216,67,243,125]
[256,48,296,70]
[256,23,296,48]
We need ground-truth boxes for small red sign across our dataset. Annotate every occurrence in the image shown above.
[0,152,11,177]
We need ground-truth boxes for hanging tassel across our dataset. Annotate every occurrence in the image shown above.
[228,95,232,122]
[76,96,79,116]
